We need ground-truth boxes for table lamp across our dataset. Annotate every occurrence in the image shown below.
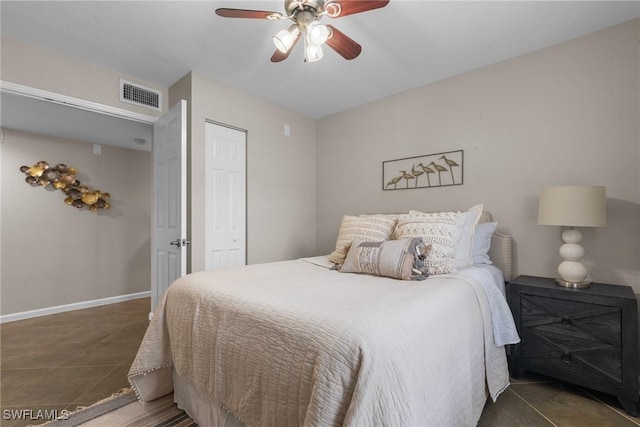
[537,186,607,288]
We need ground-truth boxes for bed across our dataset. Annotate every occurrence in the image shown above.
[129,206,520,427]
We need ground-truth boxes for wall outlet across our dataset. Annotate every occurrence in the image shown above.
[284,124,291,137]
[93,144,102,155]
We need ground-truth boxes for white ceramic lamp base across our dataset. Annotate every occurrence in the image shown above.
[556,228,590,288]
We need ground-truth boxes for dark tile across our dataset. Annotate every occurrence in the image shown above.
[511,380,638,427]
[579,388,640,425]
[73,365,131,405]
[1,324,81,347]
[3,366,115,406]
[478,388,554,427]
[1,368,52,405]
[99,321,149,343]
[59,339,141,367]
[1,342,75,370]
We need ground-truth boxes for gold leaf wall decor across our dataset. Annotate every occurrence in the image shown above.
[19,161,111,212]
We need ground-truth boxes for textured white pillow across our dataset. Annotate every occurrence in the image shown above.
[395,210,467,275]
[407,204,484,270]
[473,221,497,265]
[328,215,397,265]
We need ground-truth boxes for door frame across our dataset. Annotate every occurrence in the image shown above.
[0,82,160,319]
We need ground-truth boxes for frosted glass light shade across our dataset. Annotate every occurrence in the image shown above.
[308,22,329,45]
[273,25,300,53]
[304,35,324,62]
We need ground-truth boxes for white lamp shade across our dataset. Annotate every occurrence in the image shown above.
[538,186,607,227]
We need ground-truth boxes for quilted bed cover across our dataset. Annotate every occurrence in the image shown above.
[128,258,518,427]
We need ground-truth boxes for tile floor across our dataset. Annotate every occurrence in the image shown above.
[1,297,639,427]
[1,298,149,427]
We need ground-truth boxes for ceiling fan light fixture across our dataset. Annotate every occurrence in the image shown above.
[308,21,330,45]
[273,24,300,53]
[304,35,324,62]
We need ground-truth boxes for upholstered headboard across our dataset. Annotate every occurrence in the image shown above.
[480,212,513,282]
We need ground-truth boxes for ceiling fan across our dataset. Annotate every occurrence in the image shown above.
[215,0,390,63]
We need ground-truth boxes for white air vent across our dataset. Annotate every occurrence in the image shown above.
[120,79,162,111]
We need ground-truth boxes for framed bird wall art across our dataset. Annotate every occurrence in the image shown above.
[382,150,463,191]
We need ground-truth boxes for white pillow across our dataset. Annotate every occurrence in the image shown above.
[454,204,484,269]
[409,204,484,270]
[473,221,497,265]
[396,210,467,275]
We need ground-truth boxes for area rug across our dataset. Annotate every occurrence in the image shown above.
[39,388,195,427]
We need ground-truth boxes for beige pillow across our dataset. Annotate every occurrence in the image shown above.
[329,215,397,265]
[359,213,406,239]
[395,210,466,275]
[340,238,426,280]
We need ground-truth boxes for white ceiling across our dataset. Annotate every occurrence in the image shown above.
[0,92,153,151]
[1,1,639,120]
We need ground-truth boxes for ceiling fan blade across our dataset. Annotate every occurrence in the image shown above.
[328,0,390,18]
[271,33,302,62]
[326,25,362,60]
[215,8,282,19]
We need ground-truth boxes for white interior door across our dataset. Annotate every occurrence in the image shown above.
[205,121,246,270]
[152,100,187,312]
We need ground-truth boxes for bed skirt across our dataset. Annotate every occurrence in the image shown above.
[173,369,246,427]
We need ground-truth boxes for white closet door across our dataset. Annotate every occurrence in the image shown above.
[205,121,246,270]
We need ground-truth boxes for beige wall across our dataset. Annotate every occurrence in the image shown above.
[1,37,167,117]
[2,18,637,316]
[169,72,317,272]
[316,19,640,291]
[1,130,152,314]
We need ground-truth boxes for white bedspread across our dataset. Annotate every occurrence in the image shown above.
[129,259,519,427]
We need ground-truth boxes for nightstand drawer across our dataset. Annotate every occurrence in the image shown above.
[520,293,623,384]
[521,294,621,344]
[521,329,622,384]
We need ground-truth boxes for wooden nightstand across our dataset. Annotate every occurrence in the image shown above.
[508,275,639,416]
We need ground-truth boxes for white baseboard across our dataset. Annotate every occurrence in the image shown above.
[0,291,151,323]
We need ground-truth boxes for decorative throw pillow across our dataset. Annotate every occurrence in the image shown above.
[407,204,483,270]
[359,213,406,239]
[473,221,497,265]
[328,215,397,265]
[340,237,429,280]
[395,210,467,275]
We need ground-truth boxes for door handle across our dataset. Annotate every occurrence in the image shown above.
[170,239,190,248]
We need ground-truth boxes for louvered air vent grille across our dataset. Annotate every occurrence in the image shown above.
[120,79,162,111]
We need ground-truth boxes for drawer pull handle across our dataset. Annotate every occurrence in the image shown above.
[561,316,572,327]
[562,353,572,363]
